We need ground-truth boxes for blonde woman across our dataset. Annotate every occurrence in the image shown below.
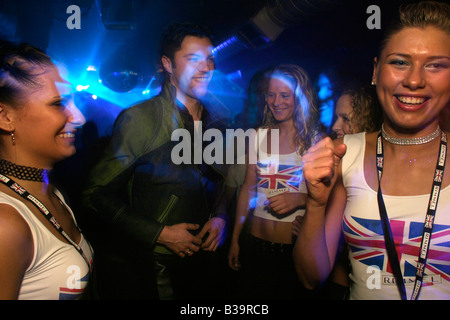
[228,64,320,299]
[295,1,450,300]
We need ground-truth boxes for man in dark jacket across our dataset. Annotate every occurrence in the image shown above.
[82,22,230,299]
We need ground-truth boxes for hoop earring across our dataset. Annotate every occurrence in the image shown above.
[11,130,15,146]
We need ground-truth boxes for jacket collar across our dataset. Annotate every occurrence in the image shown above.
[159,80,178,108]
[159,80,230,130]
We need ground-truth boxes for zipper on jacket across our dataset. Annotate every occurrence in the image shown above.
[157,194,179,223]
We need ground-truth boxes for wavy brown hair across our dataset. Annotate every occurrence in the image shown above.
[342,85,383,134]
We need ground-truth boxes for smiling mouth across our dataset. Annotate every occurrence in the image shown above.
[193,76,210,83]
[395,95,429,105]
[58,132,75,139]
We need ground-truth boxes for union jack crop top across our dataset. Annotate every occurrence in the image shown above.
[251,129,307,222]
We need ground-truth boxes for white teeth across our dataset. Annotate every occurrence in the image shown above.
[59,133,75,138]
[397,96,426,105]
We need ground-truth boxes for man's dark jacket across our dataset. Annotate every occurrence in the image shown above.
[82,81,229,255]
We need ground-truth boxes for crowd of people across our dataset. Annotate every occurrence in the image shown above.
[0,1,449,300]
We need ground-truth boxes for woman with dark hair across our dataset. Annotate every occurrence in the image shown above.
[0,42,91,299]
[228,64,320,299]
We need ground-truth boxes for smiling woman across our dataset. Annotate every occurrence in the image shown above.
[14,66,85,164]
[294,1,450,300]
[227,64,321,299]
[373,26,450,132]
[0,41,92,300]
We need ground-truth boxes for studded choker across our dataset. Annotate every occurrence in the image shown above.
[0,159,49,182]
[381,124,441,146]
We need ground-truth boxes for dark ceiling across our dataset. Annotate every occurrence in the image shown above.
[0,0,424,115]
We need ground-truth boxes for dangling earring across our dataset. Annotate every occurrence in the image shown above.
[371,80,376,86]
[11,130,15,146]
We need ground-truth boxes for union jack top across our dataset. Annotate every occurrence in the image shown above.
[342,133,450,300]
[252,147,307,223]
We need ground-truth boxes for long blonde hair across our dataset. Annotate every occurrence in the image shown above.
[261,64,320,154]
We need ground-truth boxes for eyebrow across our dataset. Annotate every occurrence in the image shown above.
[48,96,62,102]
[267,91,292,95]
[183,53,214,58]
[386,53,450,60]
[50,95,69,102]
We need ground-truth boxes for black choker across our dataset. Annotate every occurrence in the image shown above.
[0,159,49,182]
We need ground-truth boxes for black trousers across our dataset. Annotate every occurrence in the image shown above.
[237,233,309,300]
[153,250,224,300]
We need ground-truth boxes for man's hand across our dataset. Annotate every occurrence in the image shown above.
[157,223,201,257]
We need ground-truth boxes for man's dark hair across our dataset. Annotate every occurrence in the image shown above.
[158,22,214,63]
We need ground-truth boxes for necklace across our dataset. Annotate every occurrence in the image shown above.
[381,123,441,145]
[0,159,49,182]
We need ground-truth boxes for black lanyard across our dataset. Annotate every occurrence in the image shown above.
[376,131,447,300]
[0,174,92,269]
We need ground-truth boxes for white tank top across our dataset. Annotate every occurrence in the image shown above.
[342,133,450,300]
[252,129,307,222]
[0,190,93,300]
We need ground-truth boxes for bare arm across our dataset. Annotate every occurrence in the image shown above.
[0,204,33,299]
[293,137,347,289]
[227,162,257,270]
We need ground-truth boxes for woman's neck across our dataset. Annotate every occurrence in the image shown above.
[0,158,53,196]
[275,119,296,135]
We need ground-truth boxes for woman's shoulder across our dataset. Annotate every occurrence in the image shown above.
[0,201,33,294]
[0,199,32,238]
[0,201,33,255]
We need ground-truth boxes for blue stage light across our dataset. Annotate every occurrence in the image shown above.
[76,84,90,91]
